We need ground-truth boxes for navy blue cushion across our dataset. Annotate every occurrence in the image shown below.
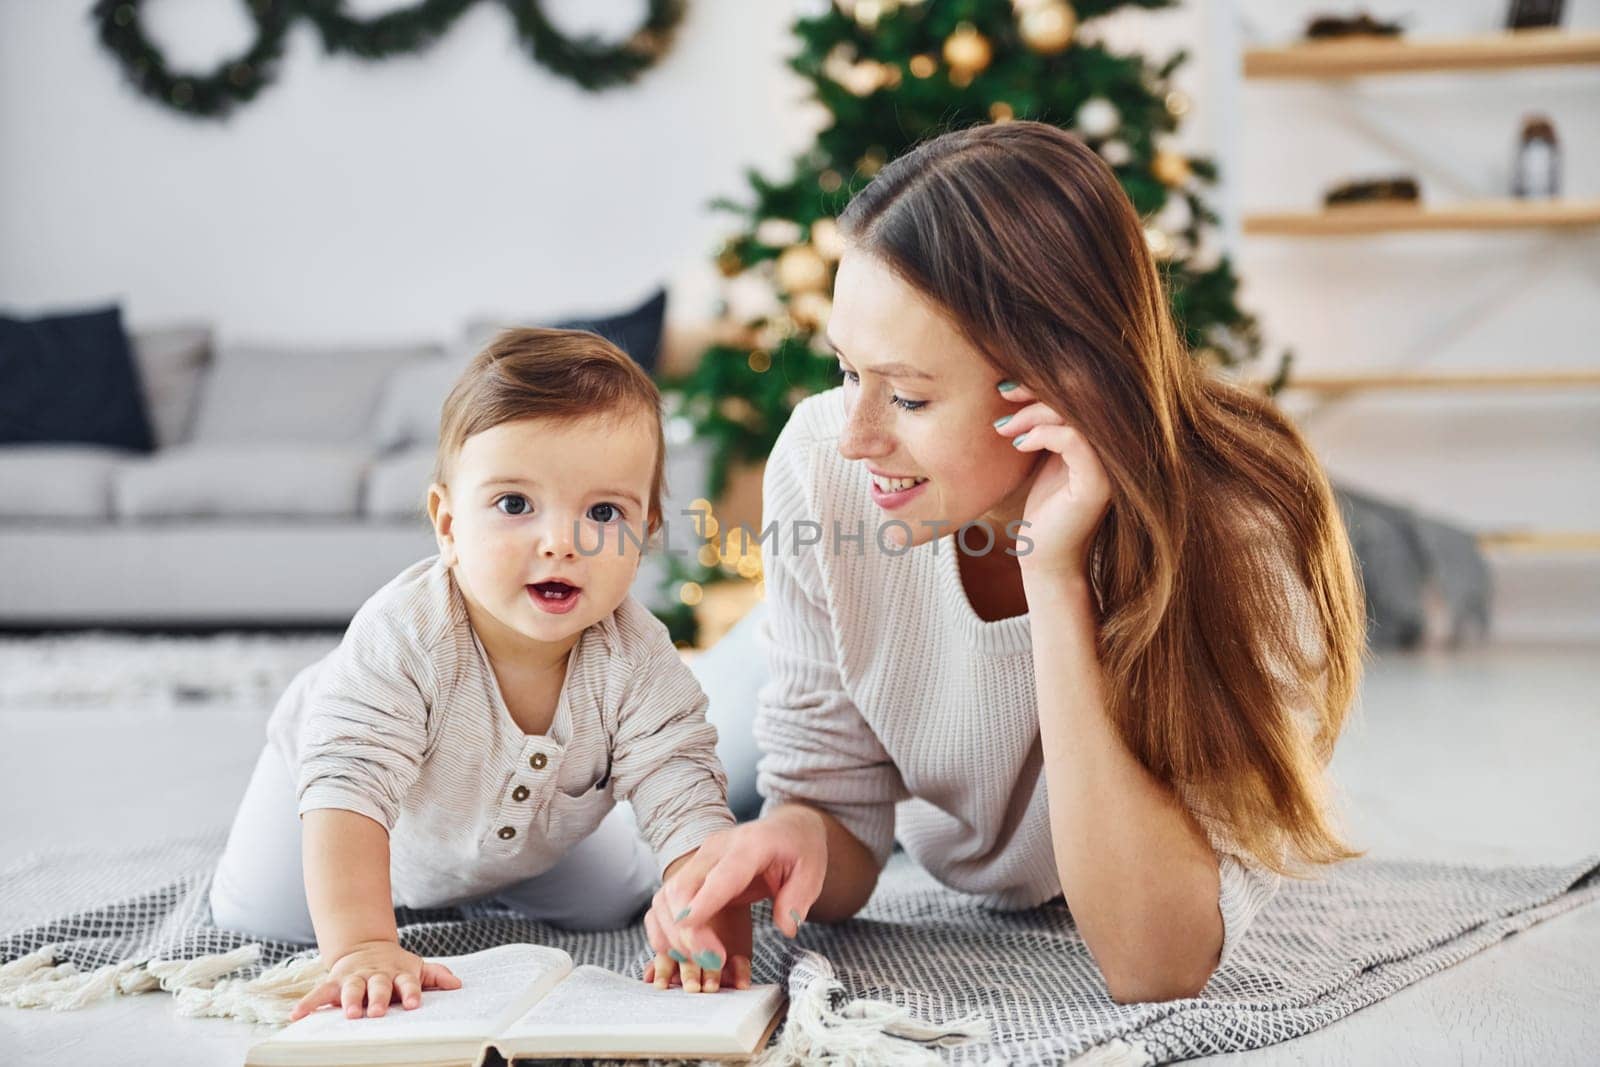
[0,306,154,452]
[554,288,667,376]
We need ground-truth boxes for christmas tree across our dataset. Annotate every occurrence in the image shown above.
[657,0,1276,645]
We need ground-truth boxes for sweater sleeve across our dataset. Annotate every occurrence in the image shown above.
[609,631,737,875]
[295,608,435,831]
[753,413,908,867]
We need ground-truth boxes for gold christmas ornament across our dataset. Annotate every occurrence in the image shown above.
[747,348,773,373]
[989,101,1015,123]
[790,292,834,332]
[755,218,803,247]
[715,241,743,277]
[776,244,831,293]
[1019,2,1077,55]
[678,581,704,607]
[1152,149,1193,187]
[819,169,844,193]
[942,24,992,79]
[1075,96,1120,140]
[1098,139,1133,167]
[698,543,721,568]
[1165,90,1191,117]
[909,53,937,78]
[811,217,846,260]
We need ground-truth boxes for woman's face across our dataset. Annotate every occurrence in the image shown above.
[827,250,1038,551]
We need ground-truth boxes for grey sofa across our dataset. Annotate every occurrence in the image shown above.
[0,324,708,626]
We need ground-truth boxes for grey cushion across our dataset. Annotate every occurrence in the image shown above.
[114,445,369,519]
[0,445,125,519]
[129,324,212,448]
[370,359,459,453]
[191,342,442,446]
[364,446,437,521]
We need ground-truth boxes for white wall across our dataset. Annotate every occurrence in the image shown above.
[3,0,1595,639]
[0,0,819,342]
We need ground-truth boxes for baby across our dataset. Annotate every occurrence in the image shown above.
[206,328,750,1020]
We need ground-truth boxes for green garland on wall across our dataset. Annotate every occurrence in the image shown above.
[92,0,686,120]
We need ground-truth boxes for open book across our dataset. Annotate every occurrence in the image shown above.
[244,944,786,1066]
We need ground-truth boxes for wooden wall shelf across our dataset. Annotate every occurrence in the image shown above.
[1243,199,1600,235]
[1478,531,1600,553]
[1270,370,1600,394]
[1243,29,1600,79]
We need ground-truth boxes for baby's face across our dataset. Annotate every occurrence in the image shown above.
[436,413,656,651]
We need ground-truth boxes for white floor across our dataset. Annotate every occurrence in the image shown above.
[1,644,1597,1064]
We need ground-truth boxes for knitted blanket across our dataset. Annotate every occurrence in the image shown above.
[3,833,1596,1065]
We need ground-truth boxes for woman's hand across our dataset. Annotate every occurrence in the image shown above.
[641,808,827,987]
[992,380,1112,580]
[643,904,753,993]
[289,940,462,1021]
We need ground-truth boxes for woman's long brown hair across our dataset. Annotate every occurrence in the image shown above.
[838,122,1365,874]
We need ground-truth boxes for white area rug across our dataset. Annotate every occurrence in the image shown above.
[0,632,340,709]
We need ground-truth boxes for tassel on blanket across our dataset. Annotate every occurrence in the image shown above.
[0,942,277,1013]
[756,950,989,1066]
[175,952,329,1026]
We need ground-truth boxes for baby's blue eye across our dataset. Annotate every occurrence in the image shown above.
[496,494,530,516]
[588,502,624,524]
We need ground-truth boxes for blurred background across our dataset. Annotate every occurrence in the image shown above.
[2,2,1597,1062]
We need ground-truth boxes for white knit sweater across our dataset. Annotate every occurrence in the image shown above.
[753,388,1286,964]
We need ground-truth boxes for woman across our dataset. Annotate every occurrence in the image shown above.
[644,122,1365,1003]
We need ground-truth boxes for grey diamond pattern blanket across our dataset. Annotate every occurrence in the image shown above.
[3,832,1596,1064]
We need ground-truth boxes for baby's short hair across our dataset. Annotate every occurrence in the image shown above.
[435,328,666,536]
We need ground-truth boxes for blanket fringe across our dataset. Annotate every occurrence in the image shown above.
[5,944,993,1063]
[756,950,989,1066]
[0,943,310,1015]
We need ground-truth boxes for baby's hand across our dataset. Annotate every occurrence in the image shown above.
[290,940,462,1020]
[644,901,752,993]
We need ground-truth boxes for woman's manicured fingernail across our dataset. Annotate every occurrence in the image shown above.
[675,908,691,922]
[790,908,804,927]
[998,380,1018,393]
[1012,433,1029,448]
[992,415,1012,428]
[694,950,723,970]
[669,949,688,963]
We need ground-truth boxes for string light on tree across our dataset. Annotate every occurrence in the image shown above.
[942,23,992,85]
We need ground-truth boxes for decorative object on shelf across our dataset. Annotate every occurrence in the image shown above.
[1323,175,1422,208]
[1512,115,1561,199]
[1506,0,1565,30]
[1304,11,1406,40]
[92,0,686,120]
[663,1,1274,641]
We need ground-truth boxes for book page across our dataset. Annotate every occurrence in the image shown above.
[498,965,784,1057]
[267,944,573,1046]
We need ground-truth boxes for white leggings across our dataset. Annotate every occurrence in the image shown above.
[208,745,659,945]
